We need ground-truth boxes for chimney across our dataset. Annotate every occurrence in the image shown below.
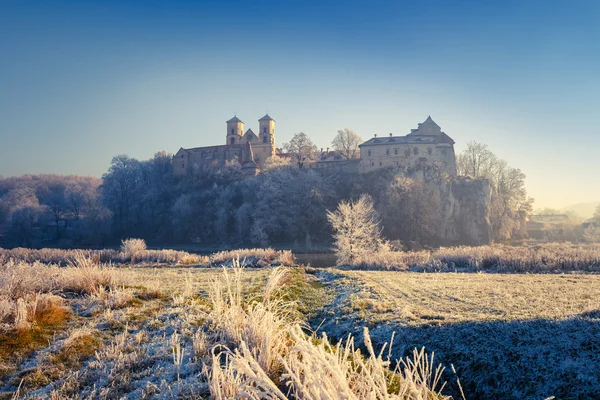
[321,148,323,153]
[374,134,378,138]
[389,133,393,137]
[326,147,330,153]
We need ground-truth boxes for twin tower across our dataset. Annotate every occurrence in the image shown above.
[225,114,276,170]
[226,114,275,147]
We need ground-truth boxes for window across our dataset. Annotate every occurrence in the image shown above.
[368,149,371,156]
[263,127,267,133]
[428,147,433,155]
[371,161,374,167]
[247,135,252,141]
[386,149,390,156]
[394,149,398,155]
[230,138,235,145]
[231,128,234,135]
[379,161,382,166]
[263,136,267,143]
[181,162,184,167]
[441,149,448,156]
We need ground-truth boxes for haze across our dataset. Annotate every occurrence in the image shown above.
[1,0,599,209]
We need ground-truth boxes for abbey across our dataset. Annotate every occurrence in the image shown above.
[173,114,457,177]
[358,116,457,175]
[173,114,277,177]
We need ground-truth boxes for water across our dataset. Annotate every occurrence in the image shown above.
[294,253,337,268]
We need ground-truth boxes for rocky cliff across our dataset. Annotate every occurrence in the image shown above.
[412,170,492,245]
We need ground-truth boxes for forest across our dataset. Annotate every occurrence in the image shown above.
[0,139,538,249]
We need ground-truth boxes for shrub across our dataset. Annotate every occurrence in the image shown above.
[120,238,147,261]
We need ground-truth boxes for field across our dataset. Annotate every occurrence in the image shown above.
[1,245,600,399]
[318,270,600,398]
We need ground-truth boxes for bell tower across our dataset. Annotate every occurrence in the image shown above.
[258,114,275,146]
[226,116,244,145]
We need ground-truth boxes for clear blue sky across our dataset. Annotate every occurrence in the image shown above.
[1,0,598,208]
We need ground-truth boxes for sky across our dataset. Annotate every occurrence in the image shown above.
[0,0,599,209]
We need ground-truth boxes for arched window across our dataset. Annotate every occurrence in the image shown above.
[230,137,235,145]
[263,136,267,143]
[231,128,234,135]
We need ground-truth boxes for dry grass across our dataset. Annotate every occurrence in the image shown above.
[343,242,600,273]
[209,248,295,267]
[0,247,208,267]
[206,265,451,399]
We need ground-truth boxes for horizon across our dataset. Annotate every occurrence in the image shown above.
[1,1,599,209]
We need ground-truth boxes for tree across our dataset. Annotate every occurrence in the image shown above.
[283,133,318,169]
[263,155,292,172]
[456,141,533,240]
[593,204,600,222]
[332,129,362,159]
[100,155,142,233]
[583,226,600,243]
[11,205,44,246]
[327,194,386,265]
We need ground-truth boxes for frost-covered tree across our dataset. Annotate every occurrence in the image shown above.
[456,141,533,240]
[583,226,600,243]
[457,141,496,178]
[327,194,385,265]
[593,204,600,222]
[262,155,292,172]
[101,155,142,233]
[332,128,362,159]
[283,132,318,169]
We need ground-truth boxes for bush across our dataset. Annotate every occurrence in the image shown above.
[120,238,147,259]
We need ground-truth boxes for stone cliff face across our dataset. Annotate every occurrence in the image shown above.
[439,177,492,245]
[414,171,492,245]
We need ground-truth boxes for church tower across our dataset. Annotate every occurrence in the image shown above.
[258,114,275,146]
[226,116,244,145]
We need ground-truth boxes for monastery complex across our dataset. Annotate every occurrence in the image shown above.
[173,114,457,177]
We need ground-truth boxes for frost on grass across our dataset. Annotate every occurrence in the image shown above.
[316,268,600,399]
[3,260,452,399]
[338,242,600,273]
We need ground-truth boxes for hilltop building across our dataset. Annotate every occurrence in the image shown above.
[358,116,457,175]
[173,115,457,177]
[173,114,277,177]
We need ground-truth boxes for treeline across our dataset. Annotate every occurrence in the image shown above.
[0,174,106,246]
[0,141,534,248]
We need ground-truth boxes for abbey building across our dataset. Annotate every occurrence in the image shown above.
[173,114,457,177]
[358,116,457,175]
[173,114,277,177]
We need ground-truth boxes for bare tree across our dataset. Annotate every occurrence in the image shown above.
[327,194,385,265]
[283,133,318,169]
[332,128,362,159]
[456,141,533,240]
[457,141,496,177]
